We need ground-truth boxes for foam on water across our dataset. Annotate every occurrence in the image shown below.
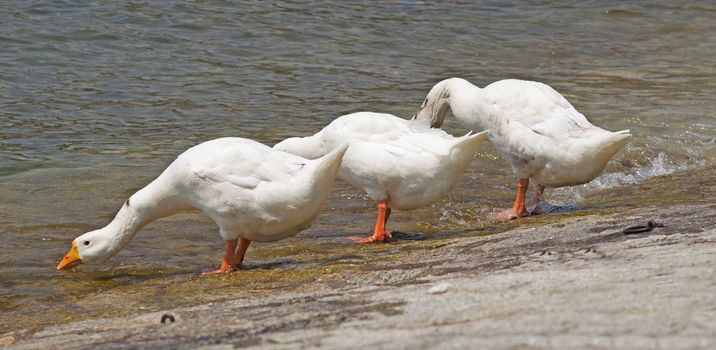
[551,153,695,204]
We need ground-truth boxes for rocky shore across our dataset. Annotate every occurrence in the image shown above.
[3,167,715,350]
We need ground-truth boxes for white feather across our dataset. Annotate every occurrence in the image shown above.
[275,112,488,210]
[68,138,348,267]
[415,78,631,187]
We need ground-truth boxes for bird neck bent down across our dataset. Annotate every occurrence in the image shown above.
[415,78,483,130]
[76,177,185,264]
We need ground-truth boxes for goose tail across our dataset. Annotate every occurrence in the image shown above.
[449,130,489,164]
[593,129,631,165]
[310,143,349,179]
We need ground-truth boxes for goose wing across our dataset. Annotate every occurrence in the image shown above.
[189,138,307,190]
[484,79,594,141]
[322,112,414,144]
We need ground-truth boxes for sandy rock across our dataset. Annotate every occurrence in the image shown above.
[5,166,716,350]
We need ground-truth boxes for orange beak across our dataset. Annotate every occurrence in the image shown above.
[57,241,82,270]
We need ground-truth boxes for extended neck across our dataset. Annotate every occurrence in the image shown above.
[104,204,154,249]
[101,176,186,255]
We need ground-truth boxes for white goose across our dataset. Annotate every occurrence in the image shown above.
[414,78,631,221]
[274,112,488,243]
[57,138,348,274]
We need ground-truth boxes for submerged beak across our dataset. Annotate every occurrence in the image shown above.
[57,241,82,270]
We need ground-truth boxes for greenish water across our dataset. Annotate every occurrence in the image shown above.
[1,1,714,333]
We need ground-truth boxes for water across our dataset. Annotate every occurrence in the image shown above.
[1,1,714,333]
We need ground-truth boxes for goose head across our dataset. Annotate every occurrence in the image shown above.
[57,228,119,270]
[414,77,480,129]
[414,79,453,128]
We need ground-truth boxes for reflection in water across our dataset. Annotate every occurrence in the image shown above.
[0,1,714,333]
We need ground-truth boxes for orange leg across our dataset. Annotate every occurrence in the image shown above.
[203,239,238,274]
[349,199,392,243]
[496,178,531,222]
[513,178,530,216]
[232,237,251,270]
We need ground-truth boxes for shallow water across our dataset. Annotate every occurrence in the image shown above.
[1,1,714,333]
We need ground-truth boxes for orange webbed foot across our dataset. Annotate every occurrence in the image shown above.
[202,239,241,275]
[202,267,235,275]
[497,178,532,222]
[347,230,392,243]
[495,208,530,222]
[349,199,392,243]
[202,259,236,275]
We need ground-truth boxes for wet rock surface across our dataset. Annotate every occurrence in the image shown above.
[5,202,714,349]
[4,168,716,349]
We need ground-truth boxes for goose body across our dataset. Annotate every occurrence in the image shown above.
[274,112,487,242]
[58,137,348,273]
[415,78,630,219]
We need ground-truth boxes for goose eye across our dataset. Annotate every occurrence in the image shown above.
[422,98,428,106]
[84,241,90,246]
